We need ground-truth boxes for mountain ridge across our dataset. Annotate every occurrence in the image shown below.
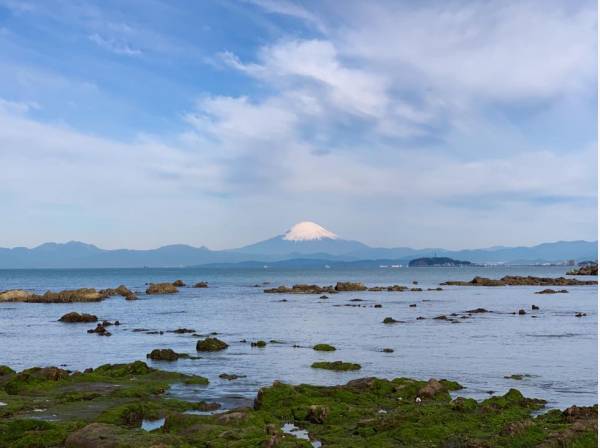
[0,231,595,269]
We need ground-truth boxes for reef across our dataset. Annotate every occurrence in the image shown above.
[0,364,596,447]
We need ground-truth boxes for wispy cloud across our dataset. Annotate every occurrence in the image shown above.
[88,33,142,56]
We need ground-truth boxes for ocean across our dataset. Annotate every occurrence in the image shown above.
[0,265,596,410]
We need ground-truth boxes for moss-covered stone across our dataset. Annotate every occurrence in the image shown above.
[251,340,267,348]
[311,361,361,371]
[313,344,336,352]
[196,337,228,352]
[0,367,596,448]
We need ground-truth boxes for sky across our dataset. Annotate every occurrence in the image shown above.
[0,0,597,250]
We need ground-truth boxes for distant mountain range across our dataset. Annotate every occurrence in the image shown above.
[0,221,596,269]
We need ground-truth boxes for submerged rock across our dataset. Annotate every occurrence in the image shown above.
[146,283,178,295]
[535,288,569,294]
[59,312,98,323]
[196,337,228,352]
[87,324,111,336]
[382,317,401,324]
[251,340,267,348]
[311,361,361,371]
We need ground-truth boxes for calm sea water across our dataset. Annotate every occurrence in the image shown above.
[0,266,596,410]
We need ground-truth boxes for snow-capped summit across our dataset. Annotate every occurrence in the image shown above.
[283,221,338,241]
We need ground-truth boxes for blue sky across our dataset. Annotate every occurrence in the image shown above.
[0,0,597,250]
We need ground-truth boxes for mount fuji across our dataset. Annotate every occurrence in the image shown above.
[234,221,370,256]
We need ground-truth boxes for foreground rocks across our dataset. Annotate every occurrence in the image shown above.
[536,289,569,294]
[442,275,597,287]
[0,364,596,447]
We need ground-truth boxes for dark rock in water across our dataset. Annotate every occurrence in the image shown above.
[409,304,417,307]
[427,287,444,291]
[382,348,394,353]
[335,282,367,292]
[350,298,364,302]
[382,317,400,324]
[416,316,426,320]
[320,295,329,299]
[87,324,111,336]
[504,374,531,380]
[59,312,98,323]
[410,288,422,292]
[532,305,540,310]
[146,283,178,295]
[219,373,245,381]
[251,340,267,348]
[264,284,336,294]
[575,312,587,318]
[168,328,196,334]
[374,304,382,308]
[196,337,228,351]
[518,309,527,315]
[465,308,489,313]
[313,343,336,351]
[146,348,186,361]
[434,315,449,321]
[172,279,186,287]
[311,361,361,371]
[535,289,568,294]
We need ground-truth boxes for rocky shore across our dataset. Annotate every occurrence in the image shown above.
[442,275,597,287]
[567,263,598,276]
[0,361,596,447]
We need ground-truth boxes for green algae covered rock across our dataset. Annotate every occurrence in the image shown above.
[311,361,361,371]
[0,365,596,448]
[313,343,336,351]
[196,337,229,352]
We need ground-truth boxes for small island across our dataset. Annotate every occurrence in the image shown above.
[409,257,473,267]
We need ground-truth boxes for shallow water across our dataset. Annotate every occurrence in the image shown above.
[0,266,596,410]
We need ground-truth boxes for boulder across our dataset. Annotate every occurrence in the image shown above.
[0,289,33,302]
[196,337,228,352]
[65,423,130,448]
[172,280,186,287]
[307,405,329,424]
[418,378,444,399]
[146,283,178,295]
[193,282,208,288]
[146,348,183,361]
[59,312,98,323]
